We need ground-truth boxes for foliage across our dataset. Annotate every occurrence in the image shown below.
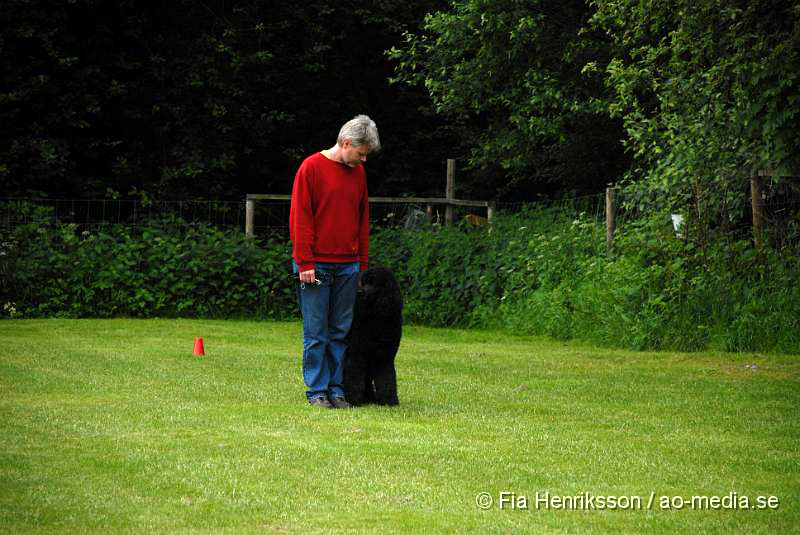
[2,203,797,353]
[388,0,629,198]
[371,223,499,326]
[0,0,452,200]
[4,1,798,210]
[1,216,295,319]
[389,0,800,214]
[591,0,800,213]
[373,207,798,354]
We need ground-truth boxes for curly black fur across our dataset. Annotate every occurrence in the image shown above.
[343,267,402,406]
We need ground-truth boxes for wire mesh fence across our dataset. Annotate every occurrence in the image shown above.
[495,193,608,222]
[0,198,248,230]
[0,197,493,233]
[760,182,800,249]
[3,179,798,247]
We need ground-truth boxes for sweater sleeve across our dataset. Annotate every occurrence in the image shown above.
[290,160,316,272]
[358,182,369,271]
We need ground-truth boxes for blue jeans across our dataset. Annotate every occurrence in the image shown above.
[293,261,360,401]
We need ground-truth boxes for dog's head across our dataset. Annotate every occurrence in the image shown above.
[356,267,403,315]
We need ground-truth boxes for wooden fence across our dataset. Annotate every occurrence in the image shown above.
[246,164,794,253]
[245,159,494,236]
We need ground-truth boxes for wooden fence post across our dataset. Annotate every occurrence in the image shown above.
[606,187,616,254]
[245,198,255,236]
[446,159,455,225]
[751,172,765,251]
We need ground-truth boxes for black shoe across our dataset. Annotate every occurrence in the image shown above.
[308,397,334,409]
[330,397,352,409]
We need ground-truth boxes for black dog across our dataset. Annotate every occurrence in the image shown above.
[344,267,402,406]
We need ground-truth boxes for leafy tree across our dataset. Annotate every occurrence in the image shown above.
[1,0,452,200]
[388,0,629,199]
[591,0,800,220]
[1,0,149,197]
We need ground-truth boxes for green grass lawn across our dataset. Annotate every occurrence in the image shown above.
[1,319,798,534]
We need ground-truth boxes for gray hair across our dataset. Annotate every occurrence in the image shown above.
[337,114,381,152]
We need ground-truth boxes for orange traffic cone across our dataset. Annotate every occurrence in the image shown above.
[193,337,205,357]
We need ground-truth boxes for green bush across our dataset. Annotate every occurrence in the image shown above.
[371,223,499,326]
[373,207,798,354]
[1,216,295,319]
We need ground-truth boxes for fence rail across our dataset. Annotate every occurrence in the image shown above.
[244,193,494,236]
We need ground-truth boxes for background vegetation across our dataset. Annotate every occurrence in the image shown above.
[5,1,797,204]
[390,0,799,204]
[2,0,454,200]
[3,204,797,354]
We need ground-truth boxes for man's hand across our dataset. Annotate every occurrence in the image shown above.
[299,269,316,284]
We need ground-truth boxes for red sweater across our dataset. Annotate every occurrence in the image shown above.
[290,152,370,272]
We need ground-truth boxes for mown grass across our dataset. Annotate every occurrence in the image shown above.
[0,319,798,533]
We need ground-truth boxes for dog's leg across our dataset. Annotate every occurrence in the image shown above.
[372,361,399,406]
[345,371,367,405]
[362,374,377,404]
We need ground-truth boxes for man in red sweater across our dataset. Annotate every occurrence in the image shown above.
[290,115,380,409]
